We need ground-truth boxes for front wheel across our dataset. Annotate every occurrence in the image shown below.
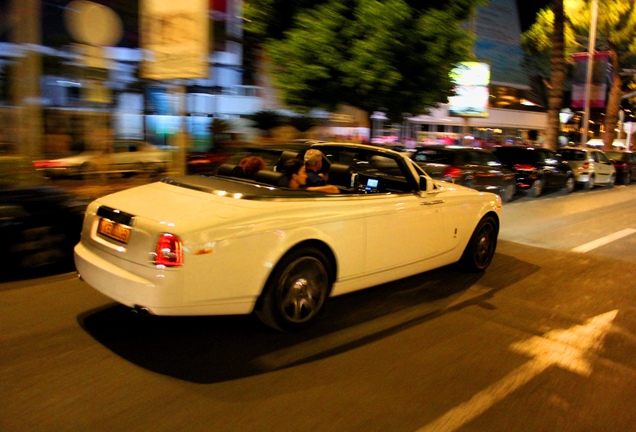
[255,247,332,331]
[622,171,630,185]
[459,216,498,272]
[606,173,615,188]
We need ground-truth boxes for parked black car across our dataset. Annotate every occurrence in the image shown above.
[491,145,575,197]
[410,145,517,202]
[0,156,87,281]
[605,150,636,185]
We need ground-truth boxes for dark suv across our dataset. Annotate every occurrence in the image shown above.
[491,146,575,197]
[410,145,516,202]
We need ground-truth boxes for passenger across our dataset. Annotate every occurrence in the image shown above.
[282,158,340,193]
[303,149,329,186]
[238,156,266,179]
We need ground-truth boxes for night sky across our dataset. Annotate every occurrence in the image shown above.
[517,0,552,32]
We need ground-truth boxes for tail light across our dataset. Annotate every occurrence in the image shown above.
[442,166,462,180]
[513,164,535,171]
[33,161,67,169]
[155,233,183,267]
[582,162,590,169]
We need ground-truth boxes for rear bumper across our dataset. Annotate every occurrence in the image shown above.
[74,241,183,312]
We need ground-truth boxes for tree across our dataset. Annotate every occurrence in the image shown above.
[522,0,636,150]
[248,110,285,137]
[546,0,567,151]
[244,0,487,122]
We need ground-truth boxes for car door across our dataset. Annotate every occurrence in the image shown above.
[542,149,568,188]
[593,150,613,182]
[361,154,454,274]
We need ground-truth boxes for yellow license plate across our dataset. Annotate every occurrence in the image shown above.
[98,218,131,244]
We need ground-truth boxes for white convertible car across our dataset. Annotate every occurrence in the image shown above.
[75,143,502,331]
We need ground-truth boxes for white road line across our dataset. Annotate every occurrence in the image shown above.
[416,310,618,432]
[570,228,636,253]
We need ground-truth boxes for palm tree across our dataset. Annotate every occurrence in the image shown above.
[545,0,566,150]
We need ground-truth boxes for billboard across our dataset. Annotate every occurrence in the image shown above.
[140,0,210,80]
[571,51,609,109]
[448,61,490,118]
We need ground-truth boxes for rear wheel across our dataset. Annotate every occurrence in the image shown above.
[500,182,516,203]
[459,216,498,272]
[80,163,98,180]
[584,175,595,190]
[530,178,543,197]
[256,247,332,331]
[564,176,575,193]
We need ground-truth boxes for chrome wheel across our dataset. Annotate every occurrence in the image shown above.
[500,183,515,203]
[585,175,595,190]
[531,178,543,197]
[564,176,575,193]
[256,248,331,331]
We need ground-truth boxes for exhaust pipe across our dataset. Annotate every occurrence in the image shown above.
[132,305,152,315]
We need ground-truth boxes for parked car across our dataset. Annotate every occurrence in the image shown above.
[75,143,502,331]
[34,140,173,180]
[605,150,636,185]
[0,155,87,281]
[491,145,575,197]
[560,147,616,189]
[410,145,517,202]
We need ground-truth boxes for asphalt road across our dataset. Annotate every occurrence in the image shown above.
[1,184,635,431]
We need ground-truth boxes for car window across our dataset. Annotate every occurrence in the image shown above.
[464,151,483,165]
[493,147,536,164]
[597,152,609,163]
[411,149,454,164]
[483,152,503,167]
[561,149,586,161]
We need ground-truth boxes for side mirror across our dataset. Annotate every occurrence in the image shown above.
[419,175,433,196]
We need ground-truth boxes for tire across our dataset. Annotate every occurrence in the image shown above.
[622,171,630,185]
[607,173,615,188]
[584,175,595,190]
[81,163,98,181]
[564,176,575,194]
[530,178,543,197]
[13,224,71,272]
[459,215,498,272]
[255,247,332,331]
[500,182,516,203]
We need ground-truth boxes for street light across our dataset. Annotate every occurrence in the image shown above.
[559,108,573,146]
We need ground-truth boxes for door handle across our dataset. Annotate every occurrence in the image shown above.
[422,200,445,205]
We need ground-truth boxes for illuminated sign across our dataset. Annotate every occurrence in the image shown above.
[448,61,490,118]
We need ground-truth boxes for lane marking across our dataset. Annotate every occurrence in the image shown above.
[416,310,618,432]
[570,228,636,253]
